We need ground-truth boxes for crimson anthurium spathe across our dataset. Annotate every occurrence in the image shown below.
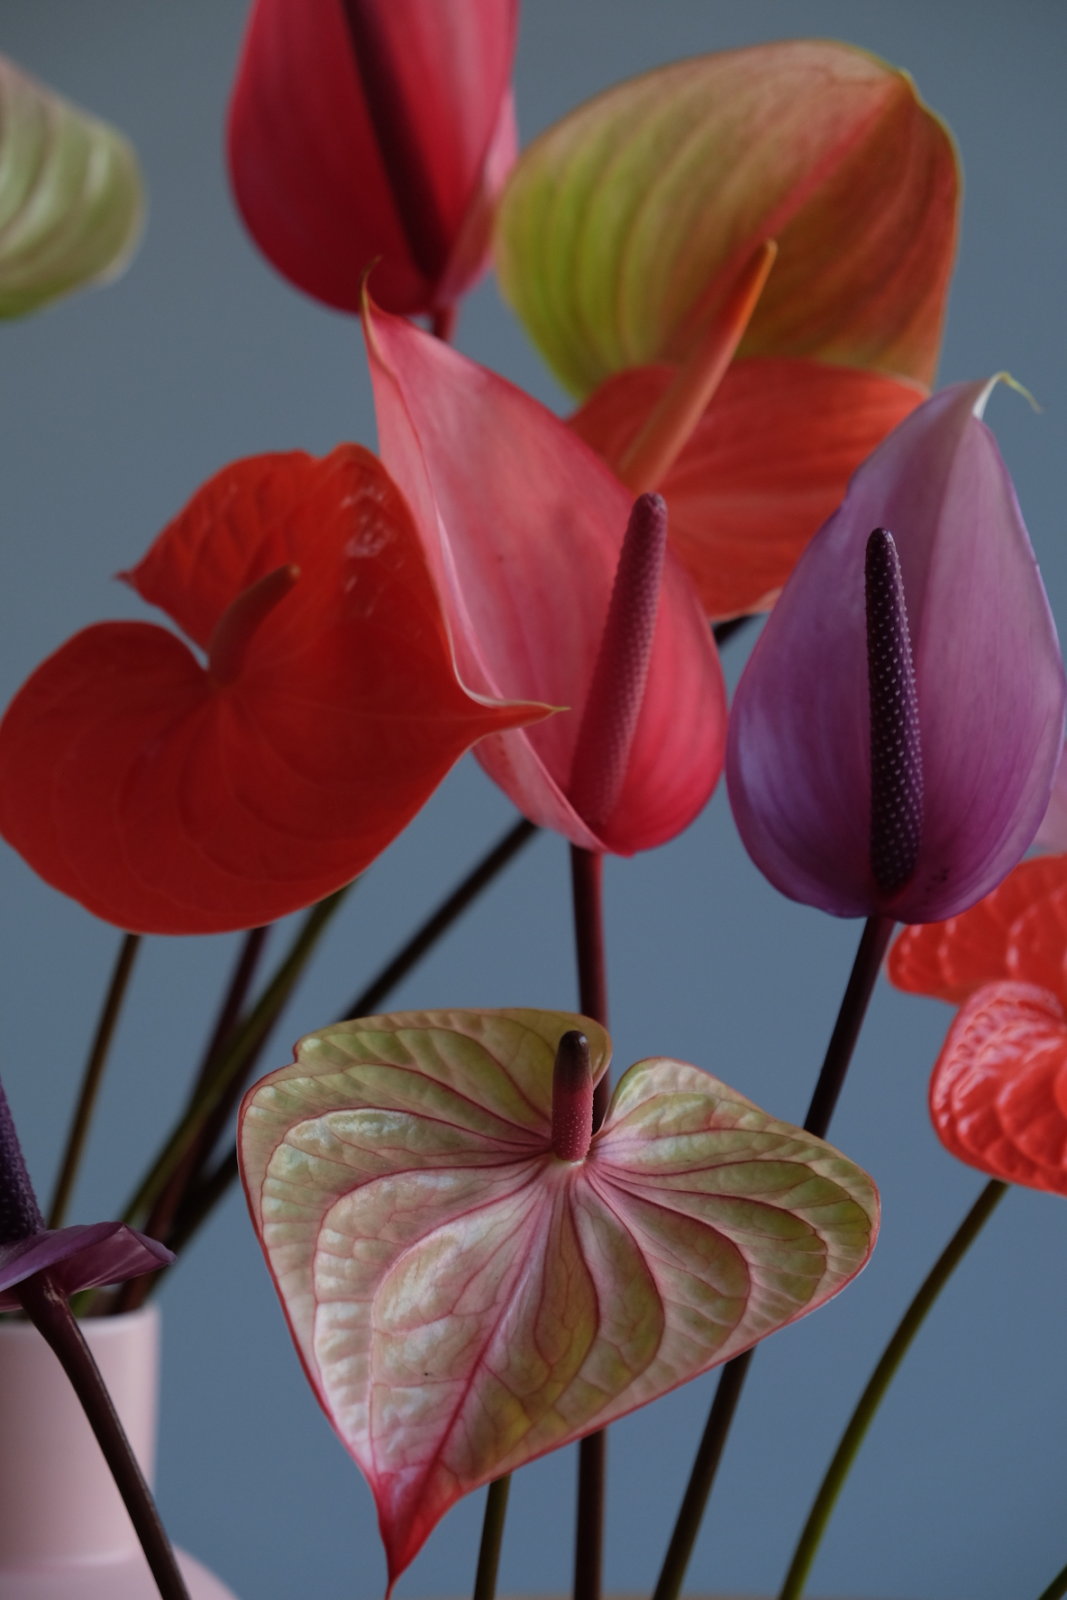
[727,381,1066,923]
[0,447,547,935]
[496,41,957,618]
[228,0,518,317]
[364,298,725,854]
[239,1008,879,1586]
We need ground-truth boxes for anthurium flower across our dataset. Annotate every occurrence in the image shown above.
[239,1008,879,1585]
[0,54,143,318]
[228,0,518,317]
[889,859,1067,1191]
[496,41,957,619]
[0,1075,170,1311]
[0,446,545,935]
[726,381,1066,922]
[926,984,1067,1196]
[889,854,1067,1005]
[364,297,725,854]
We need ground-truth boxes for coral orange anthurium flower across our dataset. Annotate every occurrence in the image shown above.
[0,447,547,935]
[496,40,958,618]
[228,0,518,317]
[364,297,726,854]
[890,856,1067,1194]
[239,1008,879,1588]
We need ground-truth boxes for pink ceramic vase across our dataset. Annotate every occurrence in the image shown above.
[0,1303,237,1599]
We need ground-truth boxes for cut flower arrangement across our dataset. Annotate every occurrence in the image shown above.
[1,6,1066,1600]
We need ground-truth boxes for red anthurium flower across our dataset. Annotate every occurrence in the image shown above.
[0,447,546,935]
[364,297,725,854]
[889,854,1067,1006]
[240,1009,879,1586]
[228,0,518,317]
[889,857,1067,1192]
[727,382,1066,922]
[497,41,957,618]
[928,984,1067,1195]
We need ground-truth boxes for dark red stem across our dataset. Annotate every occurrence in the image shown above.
[17,1274,190,1600]
[651,913,893,1600]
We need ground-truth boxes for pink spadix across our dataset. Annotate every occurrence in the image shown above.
[550,1029,593,1161]
[569,493,669,832]
[865,528,923,895]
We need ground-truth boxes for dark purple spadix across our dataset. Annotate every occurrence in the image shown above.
[551,1030,593,1162]
[865,528,923,896]
[569,493,669,831]
[0,1075,45,1245]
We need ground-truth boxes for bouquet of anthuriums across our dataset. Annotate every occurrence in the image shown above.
[1,6,1066,1600]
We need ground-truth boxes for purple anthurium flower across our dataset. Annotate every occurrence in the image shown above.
[727,380,1067,921]
[0,1076,171,1310]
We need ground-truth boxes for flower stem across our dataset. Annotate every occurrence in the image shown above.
[48,934,140,1229]
[570,844,609,1600]
[472,1476,512,1600]
[118,889,348,1234]
[803,915,895,1139]
[651,913,893,1600]
[112,926,270,1315]
[336,817,538,1021]
[166,819,542,1257]
[16,1272,191,1600]
[776,1178,1007,1600]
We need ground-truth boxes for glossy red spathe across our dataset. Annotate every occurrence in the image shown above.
[0,447,545,934]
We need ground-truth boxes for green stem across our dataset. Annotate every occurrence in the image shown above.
[113,927,271,1315]
[48,934,141,1228]
[777,1178,1008,1600]
[472,1476,512,1600]
[118,889,348,1230]
[166,818,543,1256]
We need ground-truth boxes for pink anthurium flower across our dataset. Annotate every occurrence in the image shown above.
[228,0,518,317]
[0,446,546,934]
[239,1008,879,1586]
[496,40,958,618]
[364,297,726,854]
[727,380,1066,922]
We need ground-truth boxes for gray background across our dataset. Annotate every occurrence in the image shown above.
[1,3,1066,1598]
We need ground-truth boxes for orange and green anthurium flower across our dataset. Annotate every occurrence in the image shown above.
[496,41,958,619]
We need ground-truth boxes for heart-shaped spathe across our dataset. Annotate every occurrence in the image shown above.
[239,1007,878,1585]
[929,982,1067,1192]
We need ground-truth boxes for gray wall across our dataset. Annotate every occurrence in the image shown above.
[1,4,1065,1598]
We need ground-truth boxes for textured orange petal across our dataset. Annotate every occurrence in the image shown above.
[930,983,1067,1192]
[889,855,1067,1005]
[571,356,925,619]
